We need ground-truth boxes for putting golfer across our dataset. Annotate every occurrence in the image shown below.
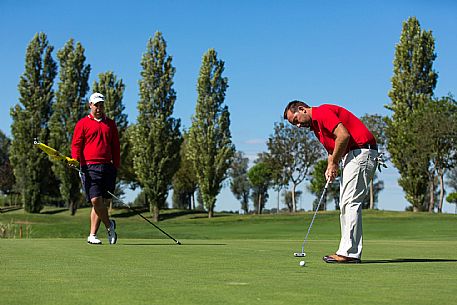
[72,92,120,245]
[284,100,378,263]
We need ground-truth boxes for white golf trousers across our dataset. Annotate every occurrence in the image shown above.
[336,148,378,259]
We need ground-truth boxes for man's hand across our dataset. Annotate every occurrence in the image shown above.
[325,162,339,182]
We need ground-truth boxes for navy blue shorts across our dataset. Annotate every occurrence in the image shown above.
[80,164,117,203]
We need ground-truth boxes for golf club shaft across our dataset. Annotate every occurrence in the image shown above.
[107,191,181,245]
[301,179,330,253]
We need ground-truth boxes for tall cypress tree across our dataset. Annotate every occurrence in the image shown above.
[131,32,182,221]
[187,49,235,218]
[385,17,438,211]
[10,33,57,213]
[49,39,90,215]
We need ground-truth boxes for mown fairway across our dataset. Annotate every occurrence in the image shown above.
[1,208,456,305]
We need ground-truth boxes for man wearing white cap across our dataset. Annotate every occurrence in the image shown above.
[72,92,120,245]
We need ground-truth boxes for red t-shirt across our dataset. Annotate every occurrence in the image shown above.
[310,104,376,154]
[71,114,120,168]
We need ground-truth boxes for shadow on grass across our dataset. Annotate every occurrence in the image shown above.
[40,208,68,215]
[121,243,227,246]
[362,258,457,264]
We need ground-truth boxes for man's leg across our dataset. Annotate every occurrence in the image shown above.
[336,149,376,259]
[91,196,111,230]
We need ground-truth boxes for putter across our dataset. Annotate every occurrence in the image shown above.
[107,191,182,245]
[293,179,330,257]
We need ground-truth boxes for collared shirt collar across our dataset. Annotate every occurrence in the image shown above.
[88,114,105,122]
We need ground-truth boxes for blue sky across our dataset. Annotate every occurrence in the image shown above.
[1,1,456,212]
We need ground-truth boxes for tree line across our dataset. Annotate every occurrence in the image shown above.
[1,17,456,218]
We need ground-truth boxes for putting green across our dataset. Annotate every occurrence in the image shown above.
[1,238,456,305]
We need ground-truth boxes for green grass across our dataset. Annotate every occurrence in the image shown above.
[1,209,457,305]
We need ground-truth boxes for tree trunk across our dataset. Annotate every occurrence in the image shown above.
[69,199,77,216]
[438,170,445,213]
[257,193,262,214]
[428,178,435,213]
[153,205,159,222]
[191,192,195,210]
[208,205,214,218]
[277,189,280,214]
[369,180,374,209]
[292,184,296,213]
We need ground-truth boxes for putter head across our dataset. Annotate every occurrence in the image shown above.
[293,252,306,257]
[176,240,182,245]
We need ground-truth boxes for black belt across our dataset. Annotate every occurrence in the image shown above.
[351,143,378,151]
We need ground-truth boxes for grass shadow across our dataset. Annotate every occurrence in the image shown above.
[121,243,227,246]
[40,208,68,215]
[362,258,457,264]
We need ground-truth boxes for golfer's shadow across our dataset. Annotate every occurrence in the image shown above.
[362,258,457,264]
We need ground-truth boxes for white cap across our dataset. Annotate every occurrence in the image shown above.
[89,92,105,104]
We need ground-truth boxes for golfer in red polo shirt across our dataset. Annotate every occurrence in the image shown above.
[284,100,379,263]
[72,92,120,245]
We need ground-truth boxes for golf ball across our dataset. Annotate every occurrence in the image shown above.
[299,260,306,267]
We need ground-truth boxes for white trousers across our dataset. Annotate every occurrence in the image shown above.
[336,148,378,259]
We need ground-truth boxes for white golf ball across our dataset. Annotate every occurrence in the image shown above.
[299,260,306,267]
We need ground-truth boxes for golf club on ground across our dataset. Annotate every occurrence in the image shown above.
[293,179,330,257]
[107,191,182,245]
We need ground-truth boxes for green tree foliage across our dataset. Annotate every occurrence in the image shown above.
[360,114,387,209]
[229,151,250,214]
[172,133,198,210]
[410,97,457,212]
[0,130,15,194]
[283,190,302,212]
[49,39,90,215]
[92,71,132,192]
[131,32,182,222]
[10,33,57,213]
[265,121,323,212]
[308,159,338,211]
[247,162,271,214]
[187,49,235,218]
[446,192,457,214]
[385,17,438,211]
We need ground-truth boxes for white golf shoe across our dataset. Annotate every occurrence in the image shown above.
[87,234,102,245]
[107,219,117,245]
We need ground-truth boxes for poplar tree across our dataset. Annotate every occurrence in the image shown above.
[10,33,57,213]
[0,130,14,195]
[385,17,438,211]
[49,39,90,215]
[187,49,235,218]
[172,132,198,210]
[131,32,182,221]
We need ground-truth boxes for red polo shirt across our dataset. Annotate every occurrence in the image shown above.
[310,104,376,155]
[71,114,120,168]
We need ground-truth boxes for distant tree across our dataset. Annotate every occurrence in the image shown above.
[131,32,182,222]
[413,96,457,212]
[283,190,302,212]
[187,49,235,218]
[247,162,271,214]
[308,159,336,211]
[92,71,130,200]
[360,114,387,209]
[0,130,15,195]
[49,39,90,215]
[385,17,438,211]
[229,151,250,214]
[266,121,323,212]
[172,133,198,210]
[10,33,57,213]
[446,192,457,214]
